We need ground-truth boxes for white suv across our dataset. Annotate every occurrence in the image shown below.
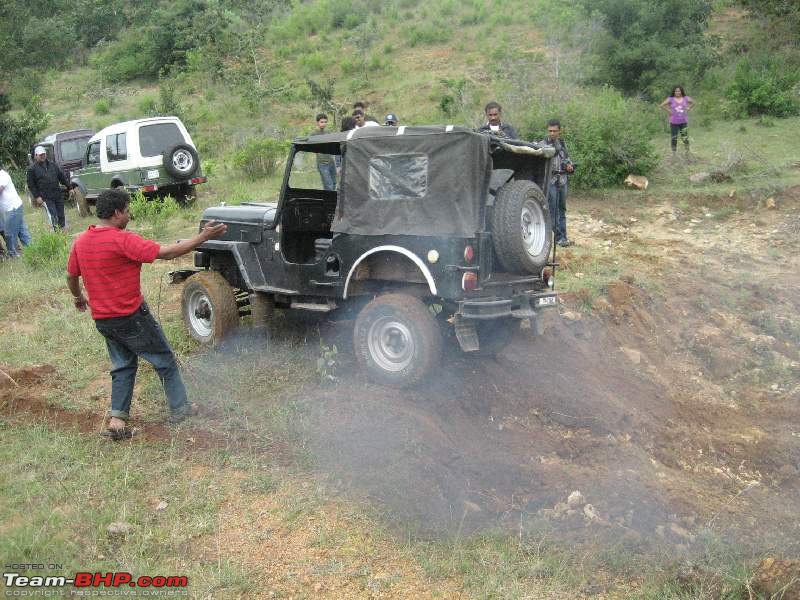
[70,116,206,215]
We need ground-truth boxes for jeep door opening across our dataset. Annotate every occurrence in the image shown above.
[173,126,558,386]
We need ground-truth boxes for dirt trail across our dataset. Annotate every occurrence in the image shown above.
[300,187,800,555]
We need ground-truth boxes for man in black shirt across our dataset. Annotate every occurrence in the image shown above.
[477,101,517,139]
[27,146,69,230]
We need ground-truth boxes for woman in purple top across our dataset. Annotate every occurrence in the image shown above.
[660,86,695,156]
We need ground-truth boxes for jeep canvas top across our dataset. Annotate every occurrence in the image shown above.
[173,125,559,386]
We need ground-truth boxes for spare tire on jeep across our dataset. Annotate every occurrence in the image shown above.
[164,144,199,179]
[492,179,552,274]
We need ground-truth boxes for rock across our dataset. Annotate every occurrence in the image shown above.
[689,172,710,183]
[155,501,168,511]
[669,522,695,542]
[107,522,132,536]
[621,347,642,365]
[629,217,638,223]
[583,504,600,522]
[765,197,777,209]
[553,502,569,517]
[728,189,736,198]
[683,228,693,234]
[567,490,585,508]
[751,558,800,600]
[463,500,482,514]
[602,240,612,247]
[624,175,649,190]
[561,310,582,322]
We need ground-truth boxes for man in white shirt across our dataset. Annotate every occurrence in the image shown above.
[353,109,379,128]
[0,167,32,258]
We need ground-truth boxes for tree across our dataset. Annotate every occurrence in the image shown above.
[584,0,717,98]
[0,91,49,170]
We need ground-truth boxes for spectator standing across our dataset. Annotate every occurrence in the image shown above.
[477,101,518,139]
[66,188,226,439]
[0,166,32,258]
[310,113,337,191]
[353,109,380,128]
[27,146,69,230]
[540,119,575,247]
[353,101,378,124]
[659,86,695,157]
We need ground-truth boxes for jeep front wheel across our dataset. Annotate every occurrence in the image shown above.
[353,293,442,387]
[493,180,552,274]
[181,272,238,345]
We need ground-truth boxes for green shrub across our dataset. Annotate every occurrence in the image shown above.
[22,231,70,271]
[728,57,800,117]
[404,22,451,47]
[94,98,111,115]
[129,192,179,237]
[138,96,157,114]
[520,87,661,188]
[232,138,290,179]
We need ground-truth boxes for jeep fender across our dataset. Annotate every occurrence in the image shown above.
[109,175,127,189]
[70,178,87,195]
[343,246,438,299]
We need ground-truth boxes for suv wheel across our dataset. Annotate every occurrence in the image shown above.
[493,180,552,274]
[164,144,199,180]
[354,293,442,387]
[181,272,238,345]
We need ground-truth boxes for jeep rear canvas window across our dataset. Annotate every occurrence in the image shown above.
[139,123,184,158]
[368,153,427,201]
[60,139,89,162]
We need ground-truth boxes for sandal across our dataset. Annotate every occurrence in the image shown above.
[101,427,138,441]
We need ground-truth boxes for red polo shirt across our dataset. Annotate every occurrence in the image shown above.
[67,225,160,319]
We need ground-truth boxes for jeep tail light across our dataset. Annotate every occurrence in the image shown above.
[462,272,478,291]
[141,185,158,192]
[464,245,475,263]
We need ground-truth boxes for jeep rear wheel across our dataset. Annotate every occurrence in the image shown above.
[353,293,442,387]
[493,180,552,274]
[182,272,238,345]
[73,187,91,218]
[164,144,199,180]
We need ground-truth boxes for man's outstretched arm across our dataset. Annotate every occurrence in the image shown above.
[157,221,227,260]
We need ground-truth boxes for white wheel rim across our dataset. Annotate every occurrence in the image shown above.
[172,150,194,174]
[187,288,213,338]
[368,316,414,372]
[521,198,547,257]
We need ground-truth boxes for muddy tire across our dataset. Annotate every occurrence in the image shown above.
[492,180,552,274]
[73,187,91,218]
[468,318,517,357]
[353,293,442,387]
[181,272,238,345]
[164,144,199,180]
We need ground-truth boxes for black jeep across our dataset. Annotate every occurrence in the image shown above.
[173,126,559,386]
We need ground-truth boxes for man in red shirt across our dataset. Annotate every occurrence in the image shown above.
[67,189,226,439]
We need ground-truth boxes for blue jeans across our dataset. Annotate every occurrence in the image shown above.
[318,162,337,191]
[1,205,32,257]
[94,303,188,420]
[43,195,66,230]
[547,182,568,242]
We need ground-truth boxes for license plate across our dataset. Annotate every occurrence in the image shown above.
[146,169,160,180]
[535,296,557,307]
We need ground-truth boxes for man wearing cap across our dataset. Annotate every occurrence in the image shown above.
[0,165,32,257]
[384,113,399,126]
[27,146,69,230]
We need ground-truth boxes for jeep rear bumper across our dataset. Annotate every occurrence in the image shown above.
[457,290,558,320]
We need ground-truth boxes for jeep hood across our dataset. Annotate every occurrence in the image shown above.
[201,203,277,227]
